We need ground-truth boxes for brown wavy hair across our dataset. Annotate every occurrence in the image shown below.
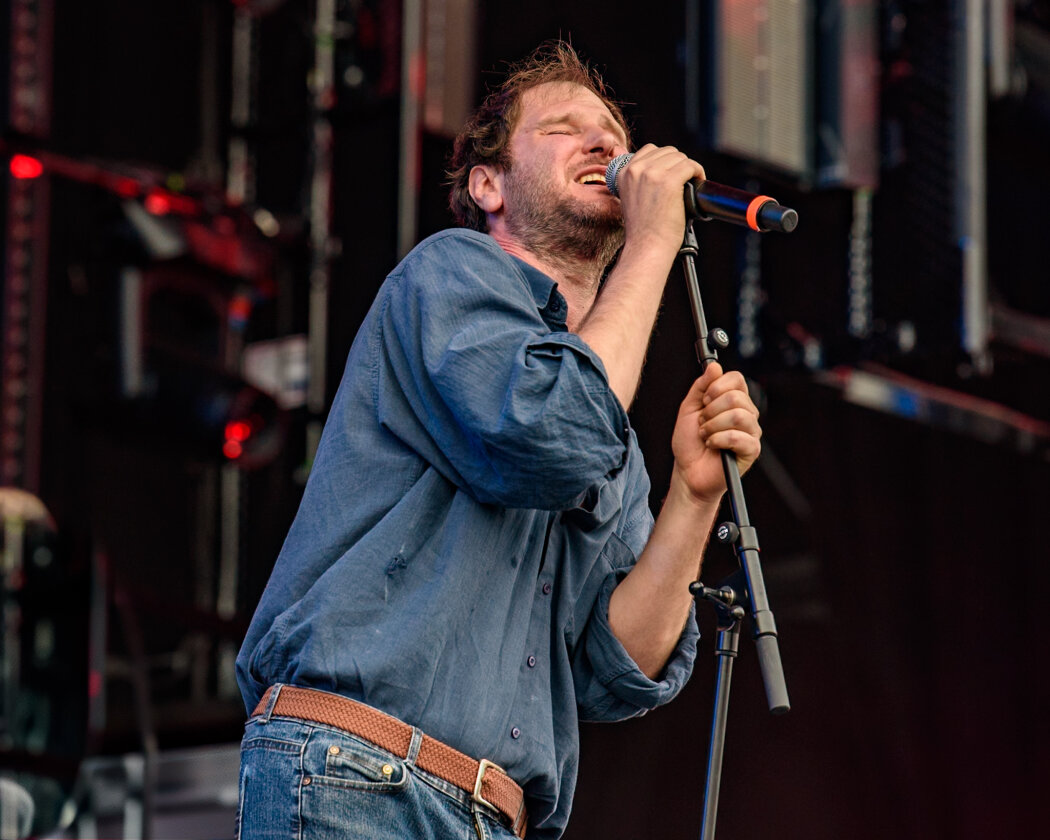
[446,41,631,232]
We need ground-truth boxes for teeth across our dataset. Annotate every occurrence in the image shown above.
[578,173,605,185]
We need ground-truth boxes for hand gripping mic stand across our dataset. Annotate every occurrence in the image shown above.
[679,190,793,840]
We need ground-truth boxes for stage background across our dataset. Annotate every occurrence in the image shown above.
[2,1,1049,837]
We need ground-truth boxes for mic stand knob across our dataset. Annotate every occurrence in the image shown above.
[716,521,740,545]
[708,327,731,352]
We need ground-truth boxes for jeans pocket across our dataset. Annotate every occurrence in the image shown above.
[311,732,409,791]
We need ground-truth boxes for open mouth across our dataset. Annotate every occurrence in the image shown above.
[576,172,607,188]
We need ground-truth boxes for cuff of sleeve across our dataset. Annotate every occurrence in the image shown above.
[525,331,633,510]
[526,330,629,420]
[584,570,700,714]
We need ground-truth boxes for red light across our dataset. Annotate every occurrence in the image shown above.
[144,190,172,215]
[144,188,199,217]
[114,177,140,198]
[9,154,43,179]
[229,295,253,321]
[225,420,253,442]
[223,439,244,459]
[168,193,200,216]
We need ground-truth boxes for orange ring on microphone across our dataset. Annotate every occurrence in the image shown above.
[746,196,775,231]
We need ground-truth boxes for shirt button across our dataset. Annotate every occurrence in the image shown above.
[527,655,537,668]
[542,582,552,595]
[511,727,521,739]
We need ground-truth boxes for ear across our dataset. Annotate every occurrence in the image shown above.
[468,164,505,216]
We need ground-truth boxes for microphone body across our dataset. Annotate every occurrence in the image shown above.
[604,153,798,234]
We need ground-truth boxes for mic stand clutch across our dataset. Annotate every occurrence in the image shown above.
[678,219,791,840]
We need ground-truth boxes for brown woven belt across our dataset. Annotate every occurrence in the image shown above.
[252,685,527,838]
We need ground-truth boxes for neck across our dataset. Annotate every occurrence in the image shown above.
[489,233,610,331]
[492,234,605,331]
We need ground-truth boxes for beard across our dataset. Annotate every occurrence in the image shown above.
[501,162,625,273]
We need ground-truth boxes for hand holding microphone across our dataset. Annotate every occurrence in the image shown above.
[605,153,798,234]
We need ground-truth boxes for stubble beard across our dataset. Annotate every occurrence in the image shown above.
[502,166,626,277]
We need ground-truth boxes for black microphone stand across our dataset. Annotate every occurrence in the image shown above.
[678,216,791,840]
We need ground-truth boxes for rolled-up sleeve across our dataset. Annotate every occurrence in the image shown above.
[568,513,700,722]
[574,568,699,721]
[374,230,632,511]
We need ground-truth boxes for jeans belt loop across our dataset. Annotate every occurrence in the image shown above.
[258,684,284,723]
[406,726,423,765]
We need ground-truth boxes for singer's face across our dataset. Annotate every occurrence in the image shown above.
[499,83,630,261]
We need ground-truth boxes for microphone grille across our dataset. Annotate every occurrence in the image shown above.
[605,153,634,197]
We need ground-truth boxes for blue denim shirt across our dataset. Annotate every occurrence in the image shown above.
[236,228,699,838]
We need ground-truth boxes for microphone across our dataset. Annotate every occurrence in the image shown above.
[604,153,798,234]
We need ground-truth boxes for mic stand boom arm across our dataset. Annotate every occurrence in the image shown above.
[678,218,790,840]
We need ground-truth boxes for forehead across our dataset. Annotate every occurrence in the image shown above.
[515,82,628,144]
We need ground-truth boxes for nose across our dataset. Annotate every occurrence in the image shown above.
[585,124,626,160]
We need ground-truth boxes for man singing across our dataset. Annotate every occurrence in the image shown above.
[235,41,762,840]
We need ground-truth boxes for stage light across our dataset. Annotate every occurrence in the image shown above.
[144,190,173,215]
[143,188,200,217]
[9,154,43,179]
[225,419,253,443]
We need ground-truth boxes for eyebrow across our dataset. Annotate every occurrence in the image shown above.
[536,112,628,146]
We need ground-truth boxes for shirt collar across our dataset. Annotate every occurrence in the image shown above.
[509,255,568,327]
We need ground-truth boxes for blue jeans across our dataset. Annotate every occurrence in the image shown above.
[236,706,519,840]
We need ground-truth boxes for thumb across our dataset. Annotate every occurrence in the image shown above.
[679,362,723,415]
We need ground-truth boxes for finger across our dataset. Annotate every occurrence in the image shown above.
[701,369,750,406]
[622,146,705,186]
[677,378,708,419]
[631,144,705,175]
[704,427,763,461]
[678,364,724,417]
[640,154,704,187]
[698,361,724,387]
[701,407,763,441]
[628,144,685,166]
[702,388,760,421]
[629,142,659,157]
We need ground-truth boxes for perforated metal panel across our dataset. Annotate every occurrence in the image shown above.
[714,0,812,176]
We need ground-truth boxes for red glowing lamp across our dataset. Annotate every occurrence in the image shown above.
[225,419,253,443]
[9,154,44,179]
